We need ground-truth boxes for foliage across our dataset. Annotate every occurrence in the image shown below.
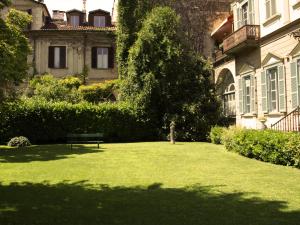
[120,7,220,141]
[221,128,300,168]
[80,65,89,84]
[0,8,32,86]
[79,80,119,103]
[209,126,226,144]
[28,75,82,103]
[0,0,10,9]
[7,136,31,148]
[116,0,153,79]
[0,98,156,144]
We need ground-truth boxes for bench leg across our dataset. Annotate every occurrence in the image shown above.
[70,144,73,150]
[97,143,99,149]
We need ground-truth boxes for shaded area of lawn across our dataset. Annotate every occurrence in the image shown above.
[0,145,103,163]
[0,181,299,225]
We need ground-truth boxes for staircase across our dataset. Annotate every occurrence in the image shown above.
[271,106,300,132]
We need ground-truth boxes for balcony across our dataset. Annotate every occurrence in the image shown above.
[223,25,260,54]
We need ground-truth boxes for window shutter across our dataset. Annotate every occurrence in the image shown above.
[91,47,97,69]
[261,71,268,113]
[278,66,286,112]
[239,78,244,114]
[291,62,298,109]
[108,47,114,69]
[248,0,254,24]
[250,75,256,114]
[48,46,54,68]
[236,8,242,29]
[60,46,66,68]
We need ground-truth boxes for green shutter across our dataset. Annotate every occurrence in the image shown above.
[239,78,243,114]
[278,66,286,112]
[291,62,298,109]
[250,75,256,114]
[261,71,268,113]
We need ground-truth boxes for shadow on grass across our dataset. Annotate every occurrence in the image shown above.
[0,182,299,225]
[0,145,104,163]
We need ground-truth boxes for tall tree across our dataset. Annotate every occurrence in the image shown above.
[121,7,220,140]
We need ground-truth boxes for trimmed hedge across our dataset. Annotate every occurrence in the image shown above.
[0,99,156,144]
[220,127,300,168]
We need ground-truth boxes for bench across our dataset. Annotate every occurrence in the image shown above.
[67,133,104,149]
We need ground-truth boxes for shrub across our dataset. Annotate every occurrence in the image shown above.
[221,128,300,168]
[209,126,226,144]
[7,136,31,148]
[79,80,119,103]
[0,99,156,144]
[28,75,82,103]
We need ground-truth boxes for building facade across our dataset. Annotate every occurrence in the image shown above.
[212,0,300,130]
[2,0,117,83]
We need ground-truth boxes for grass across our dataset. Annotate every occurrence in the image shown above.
[0,142,299,225]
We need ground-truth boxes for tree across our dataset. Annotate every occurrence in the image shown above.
[121,7,220,140]
[0,2,32,100]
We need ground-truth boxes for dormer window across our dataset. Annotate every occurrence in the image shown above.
[94,16,106,27]
[70,15,80,27]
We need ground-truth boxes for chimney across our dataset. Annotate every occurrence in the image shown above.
[52,10,65,21]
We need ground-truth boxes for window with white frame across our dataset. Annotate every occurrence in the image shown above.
[94,16,106,27]
[267,67,278,112]
[244,76,251,113]
[92,47,108,69]
[265,0,277,19]
[236,0,255,30]
[223,83,236,116]
[261,64,285,113]
[70,15,80,27]
[239,74,255,114]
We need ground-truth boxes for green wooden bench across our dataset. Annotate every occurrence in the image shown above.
[67,133,104,149]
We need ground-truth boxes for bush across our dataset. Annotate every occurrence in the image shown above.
[7,136,31,148]
[209,126,226,144]
[79,80,119,103]
[0,99,156,144]
[221,128,300,168]
[28,75,82,103]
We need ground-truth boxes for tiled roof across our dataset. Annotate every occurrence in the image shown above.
[41,23,116,32]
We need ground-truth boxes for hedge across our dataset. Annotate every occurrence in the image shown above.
[0,99,156,144]
[219,127,300,168]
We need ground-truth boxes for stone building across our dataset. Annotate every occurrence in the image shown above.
[212,0,300,130]
[2,0,117,83]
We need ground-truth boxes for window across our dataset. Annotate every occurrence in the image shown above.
[70,15,80,27]
[261,65,285,113]
[244,76,251,113]
[267,67,278,112]
[223,83,236,116]
[236,0,254,29]
[92,47,108,69]
[48,46,67,69]
[239,74,255,114]
[266,0,277,19]
[241,2,249,26]
[94,16,106,27]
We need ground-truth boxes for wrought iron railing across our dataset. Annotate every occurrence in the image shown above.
[271,106,300,132]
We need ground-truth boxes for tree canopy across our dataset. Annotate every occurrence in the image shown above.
[120,7,220,140]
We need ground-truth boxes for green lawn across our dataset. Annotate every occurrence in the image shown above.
[0,142,299,225]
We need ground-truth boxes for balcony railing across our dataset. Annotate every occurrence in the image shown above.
[223,25,260,54]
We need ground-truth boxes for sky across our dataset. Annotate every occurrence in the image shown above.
[44,0,115,15]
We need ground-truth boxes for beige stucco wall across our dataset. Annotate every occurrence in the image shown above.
[31,31,117,83]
